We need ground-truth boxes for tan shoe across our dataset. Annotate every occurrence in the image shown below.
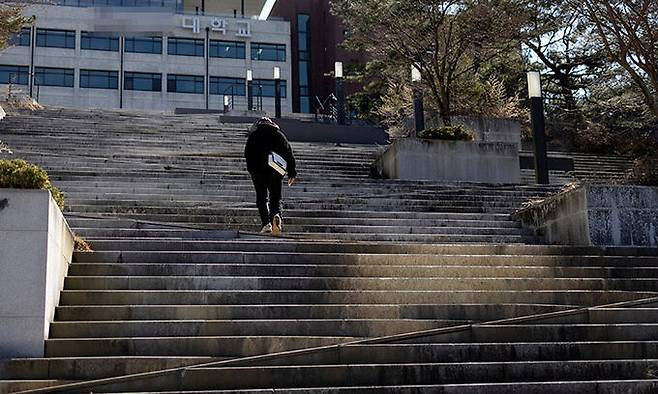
[272,214,282,235]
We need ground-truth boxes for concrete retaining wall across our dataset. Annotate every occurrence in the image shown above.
[374,138,520,184]
[0,189,74,357]
[403,116,521,147]
[513,185,658,247]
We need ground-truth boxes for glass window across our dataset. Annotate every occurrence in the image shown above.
[297,14,312,113]
[34,67,74,87]
[54,0,177,7]
[167,74,204,94]
[251,43,286,62]
[252,79,287,98]
[300,97,310,114]
[124,71,161,91]
[0,65,29,85]
[81,31,119,51]
[10,28,31,47]
[80,69,118,89]
[209,40,245,59]
[125,36,162,54]
[167,37,204,57]
[36,29,76,49]
[209,77,245,96]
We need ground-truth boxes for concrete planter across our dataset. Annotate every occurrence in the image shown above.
[374,138,520,184]
[0,189,74,357]
[513,184,658,247]
[403,116,521,147]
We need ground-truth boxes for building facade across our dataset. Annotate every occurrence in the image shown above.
[0,1,292,114]
[270,0,364,115]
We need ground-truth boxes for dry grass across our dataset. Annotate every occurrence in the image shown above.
[74,235,93,252]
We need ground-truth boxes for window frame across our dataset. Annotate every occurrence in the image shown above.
[124,71,162,92]
[80,69,119,89]
[167,37,204,57]
[36,28,76,49]
[34,67,75,87]
[80,31,120,52]
[251,43,286,62]
[252,79,287,98]
[209,40,245,59]
[0,65,30,85]
[209,76,246,96]
[166,74,204,94]
[124,35,163,54]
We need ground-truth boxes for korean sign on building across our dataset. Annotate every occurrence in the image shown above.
[180,16,251,37]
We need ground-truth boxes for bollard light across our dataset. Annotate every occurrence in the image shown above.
[334,62,345,125]
[411,64,422,83]
[527,71,549,184]
[273,67,282,119]
[247,69,253,111]
[335,62,343,79]
[527,71,542,98]
[411,63,424,136]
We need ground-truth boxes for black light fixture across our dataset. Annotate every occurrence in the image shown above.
[273,66,281,118]
[411,63,424,136]
[335,61,346,125]
[527,71,550,184]
[246,69,253,111]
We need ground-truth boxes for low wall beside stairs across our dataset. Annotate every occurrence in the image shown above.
[374,138,521,184]
[513,184,658,247]
[0,189,74,357]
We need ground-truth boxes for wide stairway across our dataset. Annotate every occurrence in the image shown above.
[1,108,657,393]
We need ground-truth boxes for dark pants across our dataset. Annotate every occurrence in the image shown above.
[250,171,283,226]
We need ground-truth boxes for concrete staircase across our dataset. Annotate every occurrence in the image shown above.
[0,107,656,393]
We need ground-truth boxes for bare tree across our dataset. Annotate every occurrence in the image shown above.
[570,0,658,117]
[521,0,606,112]
[332,0,528,124]
[0,1,51,51]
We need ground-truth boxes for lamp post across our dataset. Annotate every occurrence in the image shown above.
[273,66,281,119]
[246,69,253,111]
[528,72,550,184]
[335,61,346,125]
[411,64,424,136]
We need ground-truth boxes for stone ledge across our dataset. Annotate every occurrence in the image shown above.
[0,189,74,358]
[374,138,520,184]
[513,184,658,247]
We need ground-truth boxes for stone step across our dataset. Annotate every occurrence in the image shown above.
[71,251,658,266]
[0,356,221,380]
[44,336,357,357]
[65,209,516,222]
[144,380,658,393]
[279,233,536,244]
[67,263,658,279]
[61,276,658,292]
[457,324,658,343]
[65,217,523,229]
[65,204,519,216]
[301,341,658,365]
[49,319,460,339]
[0,379,70,393]
[179,360,658,389]
[57,289,650,306]
[54,304,572,322]
[71,222,527,235]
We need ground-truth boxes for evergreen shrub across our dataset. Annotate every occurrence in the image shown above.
[0,159,65,209]
[417,125,475,141]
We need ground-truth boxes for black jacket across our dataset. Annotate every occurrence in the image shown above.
[244,123,297,178]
